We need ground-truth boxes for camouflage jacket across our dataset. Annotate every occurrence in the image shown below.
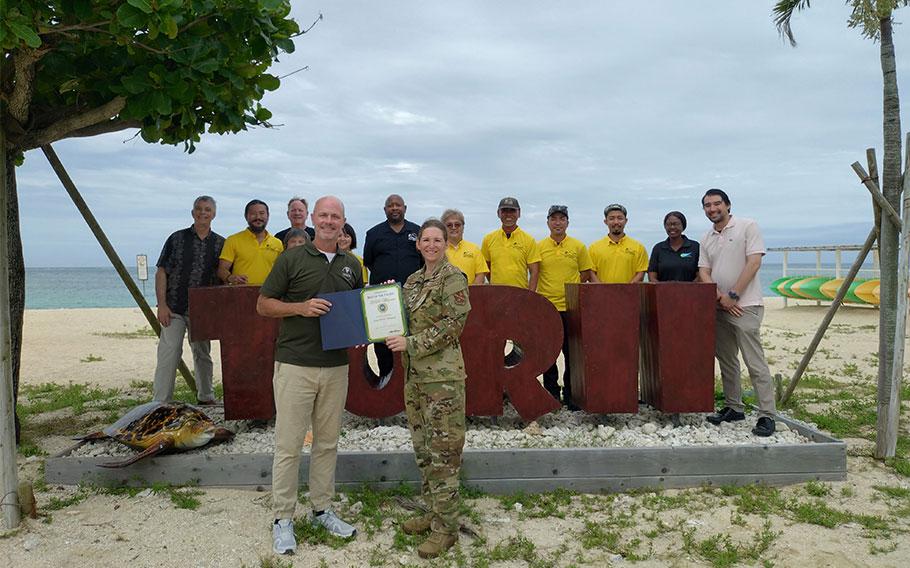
[402,256,471,383]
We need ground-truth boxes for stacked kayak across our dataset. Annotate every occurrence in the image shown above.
[769,276,879,305]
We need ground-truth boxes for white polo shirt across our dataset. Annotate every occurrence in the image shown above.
[698,216,766,307]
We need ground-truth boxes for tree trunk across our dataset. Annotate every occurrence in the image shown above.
[4,151,24,444]
[876,16,902,459]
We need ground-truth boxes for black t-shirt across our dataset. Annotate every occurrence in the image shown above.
[274,226,316,243]
[260,242,364,367]
[648,236,700,282]
[362,220,423,284]
[156,226,224,315]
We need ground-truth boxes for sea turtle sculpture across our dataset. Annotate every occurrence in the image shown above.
[75,401,234,468]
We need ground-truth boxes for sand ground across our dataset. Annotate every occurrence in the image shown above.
[2,298,910,567]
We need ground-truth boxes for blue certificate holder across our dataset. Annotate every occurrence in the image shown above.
[317,289,369,350]
[317,284,407,350]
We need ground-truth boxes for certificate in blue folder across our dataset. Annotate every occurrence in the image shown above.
[316,289,369,350]
[317,284,408,350]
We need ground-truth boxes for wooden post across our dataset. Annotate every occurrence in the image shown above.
[852,162,903,232]
[883,133,910,456]
[816,250,822,306]
[40,145,196,394]
[779,228,878,405]
[835,249,842,279]
[0,126,21,529]
[782,250,789,308]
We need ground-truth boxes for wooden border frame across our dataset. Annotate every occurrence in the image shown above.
[45,416,846,492]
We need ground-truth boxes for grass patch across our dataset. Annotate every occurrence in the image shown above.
[724,484,785,516]
[789,397,877,438]
[798,373,840,390]
[19,383,128,419]
[80,354,105,363]
[150,481,204,510]
[489,534,539,564]
[97,326,157,339]
[499,488,575,519]
[46,490,89,511]
[342,482,415,537]
[804,481,832,497]
[682,519,779,568]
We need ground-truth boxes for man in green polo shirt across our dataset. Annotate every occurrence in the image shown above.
[257,196,364,555]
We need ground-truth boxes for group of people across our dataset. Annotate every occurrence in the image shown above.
[150,188,777,559]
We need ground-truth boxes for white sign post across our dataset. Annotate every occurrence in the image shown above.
[136,254,148,296]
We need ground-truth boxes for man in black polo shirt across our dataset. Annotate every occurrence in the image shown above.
[363,194,422,378]
[258,195,364,554]
[647,211,700,282]
[274,196,316,243]
[153,195,225,404]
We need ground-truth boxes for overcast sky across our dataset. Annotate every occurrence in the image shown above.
[16,1,907,267]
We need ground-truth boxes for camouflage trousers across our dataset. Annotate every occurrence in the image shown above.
[404,379,466,535]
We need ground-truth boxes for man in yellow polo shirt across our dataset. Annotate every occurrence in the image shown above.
[538,205,595,409]
[589,203,648,283]
[442,208,487,285]
[481,197,541,290]
[218,199,284,285]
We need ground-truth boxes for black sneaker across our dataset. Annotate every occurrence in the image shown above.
[706,407,746,425]
[752,417,776,437]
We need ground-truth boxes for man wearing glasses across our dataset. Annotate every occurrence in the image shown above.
[441,208,487,285]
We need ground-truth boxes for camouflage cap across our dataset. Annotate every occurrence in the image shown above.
[547,205,569,218]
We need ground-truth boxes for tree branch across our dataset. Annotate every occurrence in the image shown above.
[19,96,128,150]
[63,119,142,140]
[7,49,46,126]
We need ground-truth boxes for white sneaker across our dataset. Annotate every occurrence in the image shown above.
[273,518,296,555]
[312,510,357,538]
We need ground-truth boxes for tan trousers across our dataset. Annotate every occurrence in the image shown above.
[715,306,776,418]
[271,362,349,519]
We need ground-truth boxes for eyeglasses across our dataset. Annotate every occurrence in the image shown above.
[445,222,463,228]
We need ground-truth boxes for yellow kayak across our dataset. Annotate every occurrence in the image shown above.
[854,279,880,305]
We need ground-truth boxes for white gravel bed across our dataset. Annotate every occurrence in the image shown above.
[68,403,814,459]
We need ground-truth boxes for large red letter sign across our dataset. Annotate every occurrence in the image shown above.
[460,285,562,421]
[189,286,278,420]
[566,283,640,413]
[639,283,716,413]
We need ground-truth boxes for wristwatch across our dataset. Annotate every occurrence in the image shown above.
[727,290,740,301]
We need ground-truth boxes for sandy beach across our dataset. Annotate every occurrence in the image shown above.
[3,298,910,567]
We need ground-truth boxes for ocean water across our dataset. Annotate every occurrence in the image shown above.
[24,262,882,309]
[26,267,158,309]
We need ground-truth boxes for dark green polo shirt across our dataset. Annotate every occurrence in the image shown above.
[260,242,364,367]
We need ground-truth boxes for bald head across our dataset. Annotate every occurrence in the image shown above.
[384,194,406,225]
[312,196,346,248]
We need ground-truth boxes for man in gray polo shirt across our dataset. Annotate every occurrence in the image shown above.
[257,195,364,554]
[697,188,776,437]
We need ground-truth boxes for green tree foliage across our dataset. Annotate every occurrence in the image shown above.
[1,0,301,154]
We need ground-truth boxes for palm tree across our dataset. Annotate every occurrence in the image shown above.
[773,0,908,458]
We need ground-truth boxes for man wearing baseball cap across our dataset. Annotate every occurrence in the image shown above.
[537,205,596,408]
[481,197,541,290]
[589,203,648,283]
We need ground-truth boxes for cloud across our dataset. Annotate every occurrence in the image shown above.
[14,1,904,267]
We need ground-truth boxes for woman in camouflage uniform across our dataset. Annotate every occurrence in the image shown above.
[386,218,471,559]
